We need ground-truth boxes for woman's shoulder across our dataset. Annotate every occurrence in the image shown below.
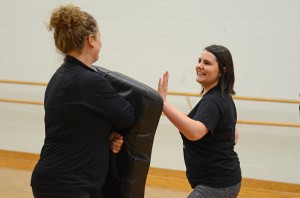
[202,90,232,109]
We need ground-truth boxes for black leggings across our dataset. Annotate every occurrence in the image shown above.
[187,182,241,198]
[32,188,103,198]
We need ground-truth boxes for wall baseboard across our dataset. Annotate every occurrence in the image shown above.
[1,149,299,195]
[146,167,300,194]
[0,149,39,170]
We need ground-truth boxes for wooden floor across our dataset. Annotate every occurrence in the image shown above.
[1,167,300,198]
[0,150,300,198]
[0,167,190,198]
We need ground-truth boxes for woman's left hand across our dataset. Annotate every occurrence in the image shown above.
[109,131,124,153]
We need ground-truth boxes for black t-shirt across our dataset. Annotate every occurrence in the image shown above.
[31,56,136,192]
[181,86,241,188]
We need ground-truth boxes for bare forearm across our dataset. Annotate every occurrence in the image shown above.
[163,102,208,141]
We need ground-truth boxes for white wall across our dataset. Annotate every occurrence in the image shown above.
[0,0,299,184]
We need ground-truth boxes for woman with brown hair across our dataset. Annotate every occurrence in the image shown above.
[158,45,242,198]
[31,5,136,198]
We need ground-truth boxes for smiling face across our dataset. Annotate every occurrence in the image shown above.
[195,50,221,93]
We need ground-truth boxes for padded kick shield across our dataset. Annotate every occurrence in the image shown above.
[95,66,163,198]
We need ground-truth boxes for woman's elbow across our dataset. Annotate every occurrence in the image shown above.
[186,134,202,141]
[183,129,207,141]
[183,122,208,141]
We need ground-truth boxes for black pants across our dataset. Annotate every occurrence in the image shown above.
[32,188,104,198]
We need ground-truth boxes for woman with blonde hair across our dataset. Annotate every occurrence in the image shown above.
[31,5,136,198]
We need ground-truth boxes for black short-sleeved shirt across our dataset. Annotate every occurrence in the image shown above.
[31,56,136,192]
[181,86,241,188]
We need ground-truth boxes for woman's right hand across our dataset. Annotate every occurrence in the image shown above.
[158,71,169,103]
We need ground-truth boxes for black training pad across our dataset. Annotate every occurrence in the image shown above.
[95,66,163,198]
